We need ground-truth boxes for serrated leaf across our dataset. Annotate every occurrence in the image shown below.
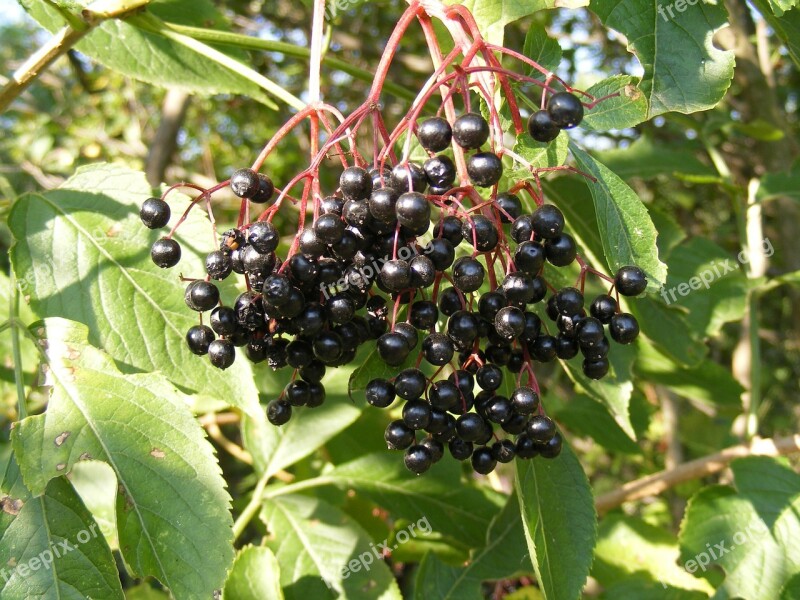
[454,0,589,45]
[551,393,641,454]
[581,75,647,131]
[515,442,597,600]
[20,0,281,107]
[594,135,715,181]
[0,455,123,600]
[522,27,562,77]
[223,546,284,600]
[570,144,667,291]
[589,0,735,117]
[635,343,743,409]
[593,515,713,596]
[8,163,260,418]
[10,318,234,599]
[413,495,532,600]
[679,457,800,600]
[298,452,504,548]
[513,133,569,173]
[260,494,402,600]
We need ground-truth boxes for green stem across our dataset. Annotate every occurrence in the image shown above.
[10,280,27,420]
[0,25,89,113]
[146,22,415,101]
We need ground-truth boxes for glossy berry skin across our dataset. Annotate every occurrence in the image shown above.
[340,166,373,201]
[452,257,485,293]
[448,438,473,460]
[453,113,490,149]
[423,155,456,190]
[422,332,454,366]
[530,335,557,362]
[377,332,411,366]
[405,444,433,474]
[395,368,427,400]
[547,92,584,129]
[381,260,412,292]
[494,306,526,340]
[539,432,563,458]
[511,386,539,414]
[284,380,310,406]
[403,399,432,430]
[140,197,170,229]
[555,287,584,316]
[417,117,453,152]
[610,313,640,344]
[202,250,231,280]
[410,301,439,330]
[476,364,503,391]
[527,110,561,142]
[313,331,344,363]
[495,193,522,223]
[438,215,464,245]
[466,152,503,187]
[186,325,214,355]
[209,306,238,336]
[515,435,539,459]
[492,440,516,463]
[429,380,460,411]
[385,420,415,450]
[230,168,261,198]
[456,413,488,442]
[366,378,395,407]
[591,294,618,324]
[462,215,499,252]
[151,238,181,268]
[368,188,399,223]
[531,204,565,240]
[514,241,545,275]
[395,192,430,232]
[577,317,605,347]
[391,163,427,194]
[184,280,220,312]
[247,222,280,254]
[615,266,648,296]
[314,213,346,244]
[471,447,497,474]
[502,273,536,305]
[486,395,513,423]
[410,255,436,288]
[545,233,577,266]
[250,173,275,204]
[583,357,610,379]
[511,215,534,243]
[267,400,292,426]
[555,335,580,359]
[394,322,419,350]
[527,415,556,443]
[208,339,235,369]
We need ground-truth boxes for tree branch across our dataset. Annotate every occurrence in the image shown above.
[596,435,800,514]
[145,89,191,186]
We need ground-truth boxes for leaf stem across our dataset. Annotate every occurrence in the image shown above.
[10,279,27,420]
[0,25,89,113]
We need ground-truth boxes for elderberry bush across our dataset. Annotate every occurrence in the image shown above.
[142,84,646,477]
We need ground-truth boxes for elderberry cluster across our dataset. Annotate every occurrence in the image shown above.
[140,92,648,476]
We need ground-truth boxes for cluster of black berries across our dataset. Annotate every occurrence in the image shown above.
[140,92,648,475]
[526,91,585,142]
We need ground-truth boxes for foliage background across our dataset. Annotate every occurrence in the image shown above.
[0,0,798,598]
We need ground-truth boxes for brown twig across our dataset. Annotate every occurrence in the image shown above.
[596,435,800,514]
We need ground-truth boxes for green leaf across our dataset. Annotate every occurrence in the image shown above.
[413,495,532,600]
[260,494,402,600]
[751,2,800,67]
[781,573,800,600]
[757,160,800,203]
[551,393,641,454]
[20,0,291,107]
[244,365,362,477]
[593,515,714,596]
[570,144,668,291]
[679,457,800,600]
[512,132,569,174]
[454,0,589,45]
[8,163,260,417]
[562,342,637,440]
[69,460,119,549]
[291,452,504,548]
[348,343,418,400]
[660,238,748,338]
[223,546,284,600]
[522,27,562,77]
[594,135,716,181]
[635,343,743,410]
[11,318,234,599]
[515,442,597,600]
[630,299,707,367]
[589,0,735,117]
[581,76,648,131]
[0,455,123,600]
